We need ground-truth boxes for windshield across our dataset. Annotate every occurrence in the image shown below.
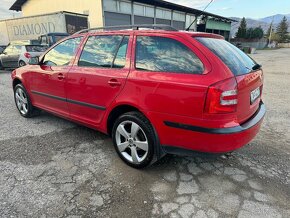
[195,37,257,76]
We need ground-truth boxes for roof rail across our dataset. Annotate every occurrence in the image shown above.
[74,24,178,35]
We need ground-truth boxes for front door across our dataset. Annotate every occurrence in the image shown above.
[66,34,132,126]
[29,37,83,117]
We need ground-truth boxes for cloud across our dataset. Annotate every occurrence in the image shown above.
[166,0,215,9]
[0,0,21,20]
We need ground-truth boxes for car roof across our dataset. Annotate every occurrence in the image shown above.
[73,29,224,40]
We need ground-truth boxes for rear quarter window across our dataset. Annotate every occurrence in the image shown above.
[136,36,204,74]
[195,37,257,76]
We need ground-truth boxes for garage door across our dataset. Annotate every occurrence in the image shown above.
[104,12,131,26]
[172,21,185,30]
[156,18,171,25]
[134,16,154,25]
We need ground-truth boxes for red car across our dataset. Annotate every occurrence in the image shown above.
[11,25,265,168]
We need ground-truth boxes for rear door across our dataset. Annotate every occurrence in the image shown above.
[195,37,263,123]
[128,33,211,119]
[66,33,132,126]
[10,45,22,68]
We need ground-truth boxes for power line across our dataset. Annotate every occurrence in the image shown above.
[185,0,214,31]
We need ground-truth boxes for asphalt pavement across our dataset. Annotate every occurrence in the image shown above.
[0,48,290,217]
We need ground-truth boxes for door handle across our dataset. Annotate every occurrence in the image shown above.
[57,73,65,80]
[108,79,121,87]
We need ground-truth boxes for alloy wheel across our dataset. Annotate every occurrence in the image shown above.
[15,88,28,115]
[115,121,149,164]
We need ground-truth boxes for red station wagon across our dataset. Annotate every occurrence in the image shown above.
[11,25,265,168]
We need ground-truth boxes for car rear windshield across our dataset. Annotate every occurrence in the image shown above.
[195,37,257,76]
[25,45,47,52]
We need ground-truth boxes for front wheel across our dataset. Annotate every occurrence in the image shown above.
[112,111,158,168]
[14,84,39,118]
[18,60,26,67]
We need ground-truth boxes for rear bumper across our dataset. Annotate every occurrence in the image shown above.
[158,102,266,153]
[164,102,265,135]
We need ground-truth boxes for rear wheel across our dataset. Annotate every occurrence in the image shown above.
[14,84,39,118]
[112,111,157,168]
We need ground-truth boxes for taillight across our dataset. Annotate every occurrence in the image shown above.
[24,52,31,58]
[204,77,238,114]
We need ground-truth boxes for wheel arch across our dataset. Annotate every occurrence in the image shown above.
[106,103,164,161]
[13,78,22,89]
[107,104,141,137]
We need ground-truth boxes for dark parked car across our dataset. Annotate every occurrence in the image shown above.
[11,25,265,168]
[39,32,70,47]
[0,46,6,54]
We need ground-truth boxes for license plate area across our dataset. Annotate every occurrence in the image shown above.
[250,87,260,104]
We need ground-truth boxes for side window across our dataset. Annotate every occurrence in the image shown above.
[41,36,47,45]
[14,45,22,53]
[78,35,128,68]
[136,36,204,74]
[4,45,13,54]
[113,36,129,68]
[42,37,82,66]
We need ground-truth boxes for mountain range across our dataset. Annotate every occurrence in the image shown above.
[230,14,290,36]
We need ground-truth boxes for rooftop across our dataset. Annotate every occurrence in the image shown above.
[9,0,236,22]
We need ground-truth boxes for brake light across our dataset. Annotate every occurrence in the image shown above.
[204,77,238,114]
[24,52,31,58]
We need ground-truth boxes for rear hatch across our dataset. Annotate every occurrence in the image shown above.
[25,45,48,57]
[196,37,263,124]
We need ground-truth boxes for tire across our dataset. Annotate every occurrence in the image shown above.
[112,111,158,168]
[0,60,4,70]
[18,60,26,67]
[14,84,39,118]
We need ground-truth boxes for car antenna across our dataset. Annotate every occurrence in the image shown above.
[185,0,214,31]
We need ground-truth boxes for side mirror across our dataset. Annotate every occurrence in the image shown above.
[29,56,39,65]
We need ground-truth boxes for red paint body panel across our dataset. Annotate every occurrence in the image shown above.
[12,30,265,154]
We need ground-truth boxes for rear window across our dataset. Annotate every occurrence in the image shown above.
[195,37,257,76]
[25,45,47,52]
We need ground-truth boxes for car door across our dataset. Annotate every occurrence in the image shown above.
[10,45,22,68]
[66,33,132,126]
[29,37,83,117]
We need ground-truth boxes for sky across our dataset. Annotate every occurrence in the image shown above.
[0,0,290,20]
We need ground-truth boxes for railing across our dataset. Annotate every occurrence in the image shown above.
[74,24,178,35]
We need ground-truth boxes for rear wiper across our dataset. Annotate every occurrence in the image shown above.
[252,64,262,71]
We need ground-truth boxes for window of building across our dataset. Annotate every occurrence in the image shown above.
[156,8,171,20]
[173,11,185,21]
[42,37,82,66]
[104,0,132,14]
[78,35,129,68]
[133,3,154,17]
[135,36,204,74]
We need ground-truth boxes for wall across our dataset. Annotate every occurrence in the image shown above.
[278,43,290,48]
[21,0,103,28]
[206,19,231,31]
[231,39,268,49]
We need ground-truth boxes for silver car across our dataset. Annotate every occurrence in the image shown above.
[18,45,48,67]
[0,44,22,69]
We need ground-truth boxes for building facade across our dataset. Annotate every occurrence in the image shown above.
[10,0,234,40]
